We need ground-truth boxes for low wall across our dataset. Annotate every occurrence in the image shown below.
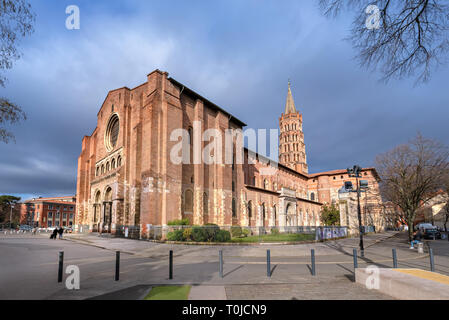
[355,268,449,300]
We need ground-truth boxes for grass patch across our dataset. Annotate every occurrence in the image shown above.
[144,285,191,300]
[230,233,315,243]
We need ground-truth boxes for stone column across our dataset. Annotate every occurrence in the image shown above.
[270,206,275,227]
[278,199,287,232]
[193,101,204,225]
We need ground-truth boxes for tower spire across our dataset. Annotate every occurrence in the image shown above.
[284,80,297,114]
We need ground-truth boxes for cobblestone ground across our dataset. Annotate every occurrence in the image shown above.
[225,277,394,300]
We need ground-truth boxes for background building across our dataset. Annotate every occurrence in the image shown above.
[19,196,76,228]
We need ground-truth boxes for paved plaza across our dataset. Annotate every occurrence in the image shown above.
[0,231,447,300]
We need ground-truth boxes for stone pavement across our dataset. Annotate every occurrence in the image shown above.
[189,285,227,300]
[54,230,400,258]
[2,230,446,299]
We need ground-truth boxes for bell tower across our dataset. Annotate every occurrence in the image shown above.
[279,81,308,174]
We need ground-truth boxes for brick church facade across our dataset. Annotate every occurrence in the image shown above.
[76,69,384,236]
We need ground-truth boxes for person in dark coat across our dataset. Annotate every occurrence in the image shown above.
[51,228,58,239]
[58,227,64,239]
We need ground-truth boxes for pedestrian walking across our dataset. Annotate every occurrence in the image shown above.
[58,227,64,239]
[50,228,58,240]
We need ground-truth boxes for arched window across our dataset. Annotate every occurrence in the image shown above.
[104,187,112,202]
[248,201,252,218]
[273,205,277,225]
[232,181,235,192]
[117,156,122,167]
[264,179,269,190]
[310,193,315,201]
[188,127,193,146]
[93,191,101,223]
[96,167,100,176]
[106,162,110,172]
[203,193,208,215]
[105,114,119,152]
[184,190,193,213]
[101,164,105,174]
[232,198,236,217]
[111,159,116,169]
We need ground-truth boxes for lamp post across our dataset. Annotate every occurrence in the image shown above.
[347,165,366,258]
[10,203,15,229]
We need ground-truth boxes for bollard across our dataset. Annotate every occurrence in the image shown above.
[392,248,398,268]
[311,249,316,276]
[267,250,271,277]
[418,242,424,254]
[219,250,223,278]
[169,250,173,279]
[115,251,120,281]
[58,251,64,283]
[430,248,435,272]
[353,248,358,270]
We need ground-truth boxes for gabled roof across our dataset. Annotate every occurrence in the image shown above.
[168,77,247,127]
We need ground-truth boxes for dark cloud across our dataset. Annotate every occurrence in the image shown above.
[1,0,448,199]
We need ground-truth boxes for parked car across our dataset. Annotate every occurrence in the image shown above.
[415,223,434,232]
[63,227,73,233]
[423,227,441,240]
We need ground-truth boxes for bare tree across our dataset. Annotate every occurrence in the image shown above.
[441,168,449,232]
[0,0,35,143]
[318,0,449,83]
[375,134,449,241]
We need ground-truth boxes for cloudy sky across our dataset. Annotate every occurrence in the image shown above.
[1,0,448,200]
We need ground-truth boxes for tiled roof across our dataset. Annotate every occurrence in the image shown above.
[308,167,378,178]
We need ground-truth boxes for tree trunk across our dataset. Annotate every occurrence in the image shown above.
[407,217,414,243]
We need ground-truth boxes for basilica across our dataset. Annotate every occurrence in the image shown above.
[75,69,384,237]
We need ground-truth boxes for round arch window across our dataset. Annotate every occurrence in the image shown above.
[105,114,119,152]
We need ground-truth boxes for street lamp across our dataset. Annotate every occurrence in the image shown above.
[346,165,368,258]
[10,203,15,230]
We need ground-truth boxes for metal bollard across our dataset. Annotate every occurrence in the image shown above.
[311,249,316,276]
[58,251,64,283]
[219,250,223,278]
[353,248,358,270]
[169,250,173,279]
[115,251,120,281]
[267,250,271,277]
[392,248,398,268]
[430,248,435,272]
